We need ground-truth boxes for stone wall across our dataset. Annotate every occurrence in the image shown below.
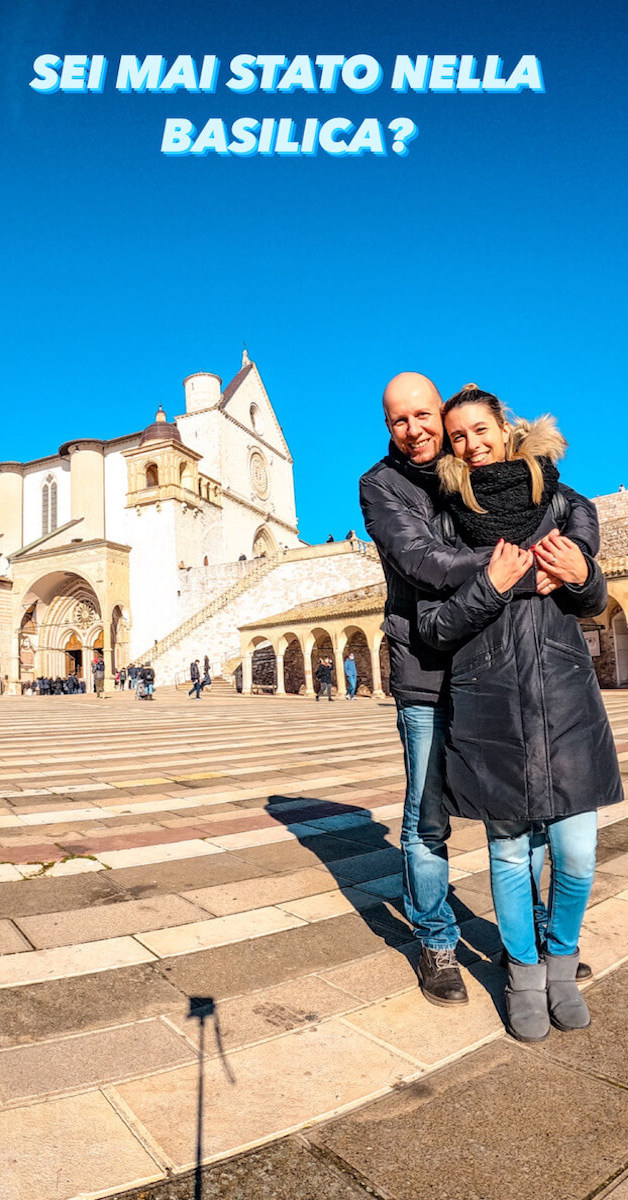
[594,491,628,558]
[150,546,384,684]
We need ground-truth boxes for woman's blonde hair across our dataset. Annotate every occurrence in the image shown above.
[442,383,548,513]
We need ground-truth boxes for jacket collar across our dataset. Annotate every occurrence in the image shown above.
[386,439,444,499]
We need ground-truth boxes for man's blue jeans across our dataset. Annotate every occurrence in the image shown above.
[486,812,597,964]
[396,702,459,950]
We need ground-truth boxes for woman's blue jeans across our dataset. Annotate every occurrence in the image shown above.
[486,812,597,964]
[397,703,459,950]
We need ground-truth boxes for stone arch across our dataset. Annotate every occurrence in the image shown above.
[341,625,373,692]
[18,571,102,685]
[279,631,305,694]
[145,463,159,487]
[308,626,334,693]
[612,607,628,686]
[246,635,277,692]
[252,524,277,559]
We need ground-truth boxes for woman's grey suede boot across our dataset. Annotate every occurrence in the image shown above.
[505,959,550,1043]
[545,951,591,1031]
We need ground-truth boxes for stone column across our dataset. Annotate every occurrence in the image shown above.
[8,631,21,695]
[303,648,315,697]
[275,653,286,695]
[242,653,253,695]
[333,647,346,698]
[370,640,384,700]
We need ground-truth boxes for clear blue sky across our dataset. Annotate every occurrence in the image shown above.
[2,0,627,543]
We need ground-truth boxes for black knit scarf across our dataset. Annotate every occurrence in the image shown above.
[445,457,560,548]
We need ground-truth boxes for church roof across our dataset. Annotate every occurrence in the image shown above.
[240,582,386,630]
[221,361,254,407]
[139,405,182,446]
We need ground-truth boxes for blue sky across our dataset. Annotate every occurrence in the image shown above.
[2,0,627,542]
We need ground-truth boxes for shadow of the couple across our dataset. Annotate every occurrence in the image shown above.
[265,792,508,1020]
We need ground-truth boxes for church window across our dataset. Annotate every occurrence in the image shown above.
[42,475,58,535]
[250,403,264,435]
[145,463,159,487]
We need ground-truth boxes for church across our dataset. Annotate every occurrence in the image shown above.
[3,351,628,698]
[0,352,306,691]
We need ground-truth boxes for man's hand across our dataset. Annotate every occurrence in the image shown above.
[487,540,535,594]
[533,530,589,585]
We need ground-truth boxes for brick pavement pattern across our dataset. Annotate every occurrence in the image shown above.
[0,686,627,1199]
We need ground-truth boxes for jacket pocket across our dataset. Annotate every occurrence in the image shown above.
[543,636,592,665]
[451,644,511,683]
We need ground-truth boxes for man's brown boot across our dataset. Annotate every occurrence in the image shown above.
[417,946,469,1007]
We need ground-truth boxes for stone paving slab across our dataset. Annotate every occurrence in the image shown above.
[114,1018,414,1169]
[158,913,403,1000]
[136,905,308,958]
[0,963,183,1048]
[311,1037,628,1200]
[342,959,504,1067]
[0,934,157,988]
[15,894,213,949]
[109,1138,375,1200]
[164,973,360,1054]
[0,1017,198,1103]
[181,866,336,917]
[107,853,270,899]
[0,1089,162,1200]
[0,920,31,954]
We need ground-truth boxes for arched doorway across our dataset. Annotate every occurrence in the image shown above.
[251,640,277,691]
[310,627,334,693]
[18,572,102,683]
[64,632,83,678]
[613,609,628,686]
[282,634,305,694]
[343,627,373,693]
[379,635,391,695]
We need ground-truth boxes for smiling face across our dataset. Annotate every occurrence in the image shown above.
[383,373,444,465]
[444,402,510,469]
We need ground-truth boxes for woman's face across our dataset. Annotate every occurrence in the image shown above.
[445,403,509,469]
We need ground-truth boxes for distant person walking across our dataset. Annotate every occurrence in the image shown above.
[93,657,105,699]
[128,664,138,690]
[139,663,155,699]
[315,657,334,702]
[188,660,202,699]
[344,652,357,699]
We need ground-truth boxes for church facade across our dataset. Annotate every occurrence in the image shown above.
[0,354,302,691]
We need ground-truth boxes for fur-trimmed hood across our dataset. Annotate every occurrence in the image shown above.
[437,414,567,496]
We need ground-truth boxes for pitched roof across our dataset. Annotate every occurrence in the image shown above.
[220,362,255,407]
[240,583,386,630]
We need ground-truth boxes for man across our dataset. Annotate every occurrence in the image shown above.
[93,656,105,699]
[344,652,357,700]
[315,657,334,701]
[188,659,202,699]
[360,372,596,1006]
[140,662,155,699]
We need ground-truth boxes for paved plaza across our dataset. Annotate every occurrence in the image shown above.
[0,687,628,1199]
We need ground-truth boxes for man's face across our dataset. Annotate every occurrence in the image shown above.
[384,379,444,465]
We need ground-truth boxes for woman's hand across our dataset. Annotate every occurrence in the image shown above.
[536,567,562,595]
[487,540,534,594]
[533,530,589,585]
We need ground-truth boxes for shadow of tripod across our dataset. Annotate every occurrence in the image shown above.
[188,996,236,1200]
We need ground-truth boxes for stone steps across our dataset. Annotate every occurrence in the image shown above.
[0,690,627,1199]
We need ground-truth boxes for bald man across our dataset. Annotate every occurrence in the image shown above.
[360,372,597,1006]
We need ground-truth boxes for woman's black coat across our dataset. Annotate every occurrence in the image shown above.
[416,500,623,824]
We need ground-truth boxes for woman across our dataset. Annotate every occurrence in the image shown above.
[416,384,623,1042]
